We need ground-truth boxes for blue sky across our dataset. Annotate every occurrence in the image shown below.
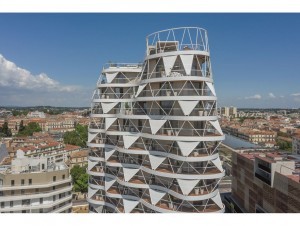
[0,13,299,108]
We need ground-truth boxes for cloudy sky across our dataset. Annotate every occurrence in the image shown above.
[0,14,300,108]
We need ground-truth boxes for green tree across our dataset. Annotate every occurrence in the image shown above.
[70,165,88,193]
[16,122,42,136]
[19,120,25,133]
[1,122,12,137]
[63,124,88,147]
[74,173,88,193]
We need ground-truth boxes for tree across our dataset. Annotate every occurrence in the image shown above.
[19,120,25,133]
[74,173,88,193]
[63,124,88,147]
[70,165,88,193]
[70,165,86,183]
[16,122,42,136]
[1,122,12,137]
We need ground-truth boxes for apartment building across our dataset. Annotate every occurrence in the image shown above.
[0,150,72,213]
[88,27,225,213]
[229,151,300,213]
[67,149,88,169]
[223,126,277,147]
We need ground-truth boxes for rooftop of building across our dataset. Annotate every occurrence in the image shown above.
[0,150,68,175]
[70,149,88,158]
[237,150,300,182]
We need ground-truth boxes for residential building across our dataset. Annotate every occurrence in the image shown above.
[27,111,46,118]
[88,27,225,213]
[0,150,72,213]
[229,151,300,213]
[67,149,88,169]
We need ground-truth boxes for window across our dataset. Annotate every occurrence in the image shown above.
[21,179,25,185]
[52,186,56,190]
[39,209,43,213]
[29,179,32,185]
[53,196,56,201]
[22,210,26,213]
[11,180,14,186]
[10,201,13,207]
[11,190,14,195]
[1,202,4,208]
[22,199,30,206]
[39,198,43,204]
[35,188,39,193]
[0,179,3,186]
[21,189,25,195]
[62,174,65,180]
[53,176,56,182]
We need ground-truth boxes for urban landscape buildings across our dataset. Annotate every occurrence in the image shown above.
[88,27,225,213]
[229,150,300,213]
[0,150,73,213]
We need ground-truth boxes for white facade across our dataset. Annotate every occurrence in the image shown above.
[0,151,72,213]
[88,27,225,213]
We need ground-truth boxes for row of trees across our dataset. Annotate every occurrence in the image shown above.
[63,124,88,148]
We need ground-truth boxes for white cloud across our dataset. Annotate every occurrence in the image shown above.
[245,94,262,100]
[291,93,300,97]
[279,95,284,98]
[0,54,92,106]
[268,93,276,98]
[0,54,79,92]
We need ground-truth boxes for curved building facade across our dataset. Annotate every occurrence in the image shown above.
[88,27,225,213]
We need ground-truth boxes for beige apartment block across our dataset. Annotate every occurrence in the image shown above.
[0,151,72,213]
[230,151,300,213]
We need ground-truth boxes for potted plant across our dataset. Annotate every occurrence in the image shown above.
[195,188,200,195]
[165,83,171,96]
[102,94,106,99]
[200,187,204,194]
[125,102,130,115]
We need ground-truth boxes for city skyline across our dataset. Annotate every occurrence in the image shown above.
[0,14,300,108]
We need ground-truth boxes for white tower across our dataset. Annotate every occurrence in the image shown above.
[88,27,225,213]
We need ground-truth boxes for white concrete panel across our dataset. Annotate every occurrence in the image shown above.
[211,192,223,208]
[149,188,166,205]
[105,117,117,130]
[123,167,139,182]
[135,84,147,97]
[123,199,139,213]
[105,72,119,83]
[209,120,223,135]
[88,159,98,171]
[149,119,167,135]
[88,132,98,143]
[123,135,139,149]
[149,154,166,170]
[211,158,223,172]
[177,178,200,195]
[101,102,119,114]
[177,141,200,156]
[95,206,103,213]
[163,55,177,76]
[180,55,194,75]
[105,148,115,160]
[205,81,216,96]
[178,100,199,116]
[88,186,98,198]
[105,177,116,191]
